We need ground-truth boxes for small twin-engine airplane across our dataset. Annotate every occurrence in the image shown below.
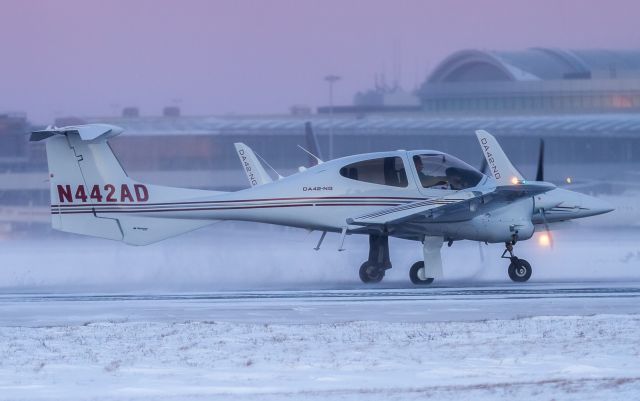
[31,124,613,285]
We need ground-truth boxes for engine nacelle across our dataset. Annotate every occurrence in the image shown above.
[443,198,535,243]
[533,190,563,211]
[443,217,533,243]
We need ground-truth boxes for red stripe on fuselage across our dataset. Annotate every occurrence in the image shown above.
[51,202,406,215]
[52,195,429,208]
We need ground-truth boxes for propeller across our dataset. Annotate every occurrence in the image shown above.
[479,157,488,175]
[539,209,554,248]
[478,241,486,263]
[535,139,544,181]
[534,138,554,248]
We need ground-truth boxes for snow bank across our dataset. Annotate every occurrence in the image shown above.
[1,315,639,400]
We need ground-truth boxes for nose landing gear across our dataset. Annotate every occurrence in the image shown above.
[502,241,532,282]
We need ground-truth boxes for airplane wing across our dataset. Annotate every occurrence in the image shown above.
[347,192,479,227]
[347,183,555,232]
[234,142,273,187]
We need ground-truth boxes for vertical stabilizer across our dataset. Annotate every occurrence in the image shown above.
[33,124,222,245]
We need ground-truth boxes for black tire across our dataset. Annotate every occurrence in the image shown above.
[359,262,385,284]
[508,258,532,282]
[409,261,434,285]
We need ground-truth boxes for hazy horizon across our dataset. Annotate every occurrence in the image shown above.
[1,0,639,124]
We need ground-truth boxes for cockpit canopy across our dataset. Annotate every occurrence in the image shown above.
[338,152,484,190]
[339,156,408,187]
[412,153,484,190]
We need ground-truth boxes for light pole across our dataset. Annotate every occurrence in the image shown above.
[324,74,341,159]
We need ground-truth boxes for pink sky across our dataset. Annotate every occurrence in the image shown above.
[1,0,639,123]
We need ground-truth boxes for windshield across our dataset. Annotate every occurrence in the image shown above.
[412,153,484,190]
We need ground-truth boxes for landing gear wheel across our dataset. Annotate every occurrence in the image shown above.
[409,261,434,285]
[359,262,385,284]
[508,258,532,282]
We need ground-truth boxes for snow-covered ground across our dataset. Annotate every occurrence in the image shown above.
[1,314,639,400]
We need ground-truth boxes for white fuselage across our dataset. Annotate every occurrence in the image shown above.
[52,151,612,243]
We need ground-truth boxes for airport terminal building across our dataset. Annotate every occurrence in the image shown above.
[418,48,640,115]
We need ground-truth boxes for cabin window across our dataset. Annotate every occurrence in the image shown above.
[339,157,408,187]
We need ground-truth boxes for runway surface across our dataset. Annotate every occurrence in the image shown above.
[2,283,640,401]
[2,282,639,326]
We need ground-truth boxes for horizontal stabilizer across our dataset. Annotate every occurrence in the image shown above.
[31,124,124,142]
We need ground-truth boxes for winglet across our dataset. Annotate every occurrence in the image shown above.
[234,142,273,187]
[475,130,523,186]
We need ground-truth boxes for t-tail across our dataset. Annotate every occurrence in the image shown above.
[31,124,224,245]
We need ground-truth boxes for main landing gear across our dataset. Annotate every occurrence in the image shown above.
[408,236,443,285]
[502,240,532,282]
[409,261,434,285]
[358,234,392,283]
[358,235,443,285]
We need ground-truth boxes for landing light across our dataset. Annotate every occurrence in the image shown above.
[566,177,572,184]
[538,233,551,247]
[510,177,519,185]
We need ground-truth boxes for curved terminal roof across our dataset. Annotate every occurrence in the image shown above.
[426,48,640,83]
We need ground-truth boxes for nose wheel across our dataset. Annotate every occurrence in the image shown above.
[502,241,532,282]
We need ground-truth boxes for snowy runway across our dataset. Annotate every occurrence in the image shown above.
[1,285,639,400]
[1,284,640,326]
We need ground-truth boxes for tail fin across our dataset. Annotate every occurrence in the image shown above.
[32,124,221,245]
[475,130,524,186]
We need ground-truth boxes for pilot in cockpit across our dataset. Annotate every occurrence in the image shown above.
[413,156,449,189]
[445,167,480,190]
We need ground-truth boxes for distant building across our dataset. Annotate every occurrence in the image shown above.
[318,78,421,115]
[0,113,30,167]
[418,48,640,115]
[354,84,420,108]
